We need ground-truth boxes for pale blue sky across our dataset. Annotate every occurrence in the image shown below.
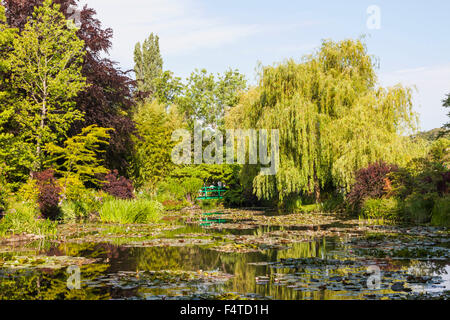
[81,0,450,131]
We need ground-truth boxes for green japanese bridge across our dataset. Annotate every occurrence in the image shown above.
[197,186,228,200]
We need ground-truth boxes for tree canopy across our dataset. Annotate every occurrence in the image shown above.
[8,0,86,172]
[227,39,425,204]
[441,93,450,137]
[131,100,182,190]
[177,69,247,131]
[3,0,136,175]
[134,33,163,97]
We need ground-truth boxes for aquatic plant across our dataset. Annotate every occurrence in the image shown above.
[0,201,57,236]
[99,198,163,224]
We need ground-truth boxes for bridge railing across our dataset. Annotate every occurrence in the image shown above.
[197,186,228,200]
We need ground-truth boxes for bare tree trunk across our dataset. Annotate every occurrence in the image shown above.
[313,164,321,204]
[33,99,47,172]
[314,179,320,204]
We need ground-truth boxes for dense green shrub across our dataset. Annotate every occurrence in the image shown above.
[60,191,104,222]
[389,139,449,225]
[181,177,203,202]
[223,186,246,207]
[59,177,105,221]
[360,197,401,221]
[283,195,324,213]
[138,182,190,211]
[296,203,323,214]
[0,184,8,214]
[0,165,10,213]
[156,178,185,201]
[60,200,86,221]
[170,164,240,187]
[156,177,203,204]
[0,201,57,236]
[199,199,220,210]
[284,195,304,212]
[431,196,450,227]
[321,193,345,212]
[428,137,450,166]
[402,193,435,224]
[160,199,190,211]
[17,178,39,203]
[99,198,163,224]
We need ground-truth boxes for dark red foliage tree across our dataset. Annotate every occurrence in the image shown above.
[34,169,61,220]
[102,170,134,200]
[347,161,399,212]
[4,0,136,175]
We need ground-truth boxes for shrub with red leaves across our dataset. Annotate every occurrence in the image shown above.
[101,170,134,199]
[347,161,399,212]
[34,169,61,220]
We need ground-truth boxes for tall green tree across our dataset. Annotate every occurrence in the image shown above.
[0,3,16,198]
[131,100,183,190]
[134,33,163,96]
[227,39,424,204]
[0,3,18,185]
[8,0,86,172]
[153,70,183,107]
[177,68,247,131]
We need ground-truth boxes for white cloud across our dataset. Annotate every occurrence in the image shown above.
[79,0,319,72]
[79,0,270,67]
[379,64,450,131]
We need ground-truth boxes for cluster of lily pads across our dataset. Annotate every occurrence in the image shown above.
[0,208,448,300]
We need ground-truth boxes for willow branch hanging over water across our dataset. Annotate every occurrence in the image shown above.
[226,38,426,203]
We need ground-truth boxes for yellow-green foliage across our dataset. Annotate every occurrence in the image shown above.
[429,137,450,167]
[0,165,11,211]
[17,178,39,202]
[58,174,86,201]
[0,201,57,236]
[99,198,163,224]
[431,196,450,227]
[8,0,87,171]
[59,188,105,222]
[361,197,401,221]
[199,199,220,210]
[0,5,23,187]
[227,38,424,203]
[45,125,113,188]
[131,100,183,190]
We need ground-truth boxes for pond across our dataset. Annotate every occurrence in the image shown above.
[0,210,449,300]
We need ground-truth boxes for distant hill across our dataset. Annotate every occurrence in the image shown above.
[413,128,448,141]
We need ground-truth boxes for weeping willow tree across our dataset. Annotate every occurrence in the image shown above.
[226,38,426,204]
